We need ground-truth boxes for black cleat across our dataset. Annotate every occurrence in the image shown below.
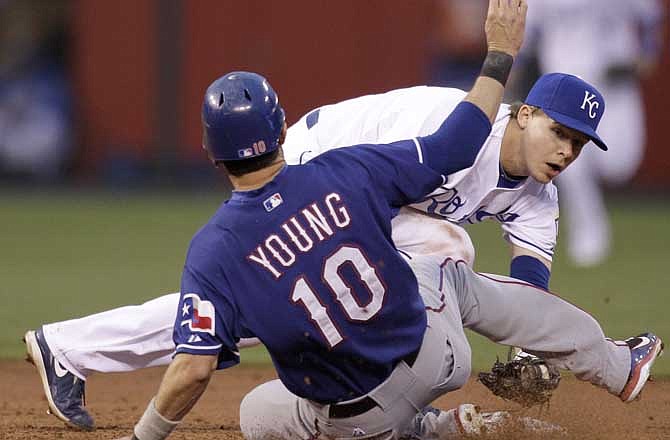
[24,327,95,430]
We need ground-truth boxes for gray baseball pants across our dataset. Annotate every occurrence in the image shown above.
[238,255,631,439]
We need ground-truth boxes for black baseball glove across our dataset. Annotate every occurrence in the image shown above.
[478,354,561,407]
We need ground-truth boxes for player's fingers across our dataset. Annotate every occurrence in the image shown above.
[487,0,495,18]
[518,0,528,17]
[503,0,521,17]
[496,0,505,10]
[516,0,528,27]
[501,0,515,18]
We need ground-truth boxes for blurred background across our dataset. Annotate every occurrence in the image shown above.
[1,0,669,374]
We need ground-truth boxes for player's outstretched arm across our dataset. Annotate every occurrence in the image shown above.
[419,0,527,177]
[465,0,527,122]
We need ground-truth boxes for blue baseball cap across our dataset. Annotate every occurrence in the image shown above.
[525,73,608,151]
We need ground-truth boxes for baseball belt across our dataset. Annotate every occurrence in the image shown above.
[328,348,420,419]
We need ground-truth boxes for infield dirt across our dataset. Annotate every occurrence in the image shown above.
[1,360,668,439]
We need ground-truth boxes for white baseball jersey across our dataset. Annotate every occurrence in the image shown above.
[283,86,559,261]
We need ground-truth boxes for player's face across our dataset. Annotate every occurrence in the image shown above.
[521,111,589,183]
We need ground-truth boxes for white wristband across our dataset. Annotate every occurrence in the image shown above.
[133,397,180,440]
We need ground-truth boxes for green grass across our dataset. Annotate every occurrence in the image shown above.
[1,191,668,375]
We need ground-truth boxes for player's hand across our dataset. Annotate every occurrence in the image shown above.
[485,0,528,57]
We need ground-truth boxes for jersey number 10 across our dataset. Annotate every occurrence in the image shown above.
[290,245,386,348]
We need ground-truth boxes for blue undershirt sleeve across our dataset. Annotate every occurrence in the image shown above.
[417,101,492,176]
[510,255,551,290]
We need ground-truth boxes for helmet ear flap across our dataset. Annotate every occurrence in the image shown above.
[201,71,285,162]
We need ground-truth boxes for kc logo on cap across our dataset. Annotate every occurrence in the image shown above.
[580,91,600,119]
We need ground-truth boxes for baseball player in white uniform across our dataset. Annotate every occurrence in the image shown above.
[24,8,651,434]
[30,82,569,379]
[520,0,664,266]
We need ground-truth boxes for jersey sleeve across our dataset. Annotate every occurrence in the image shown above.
[501,183,559,261]
[283,109,321,165]
[417,101,492,177]
[320,139,445,207]
[283,87,471,166]
[173,252,241,370]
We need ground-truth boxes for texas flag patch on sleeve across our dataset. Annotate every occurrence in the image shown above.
[180,293,216,336]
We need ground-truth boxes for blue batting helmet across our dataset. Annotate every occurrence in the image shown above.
[202,71,285,161]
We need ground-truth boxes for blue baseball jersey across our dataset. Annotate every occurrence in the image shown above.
[174,139,446,403]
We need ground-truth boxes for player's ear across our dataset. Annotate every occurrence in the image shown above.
[516,104,533,129]
[279,121,288,145]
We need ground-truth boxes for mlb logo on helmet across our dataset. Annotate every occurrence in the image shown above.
[525,73,608,151]
[180,293,216,336]
[237,140,268,159]
[238,147,254,158]
[263,192,284,212]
